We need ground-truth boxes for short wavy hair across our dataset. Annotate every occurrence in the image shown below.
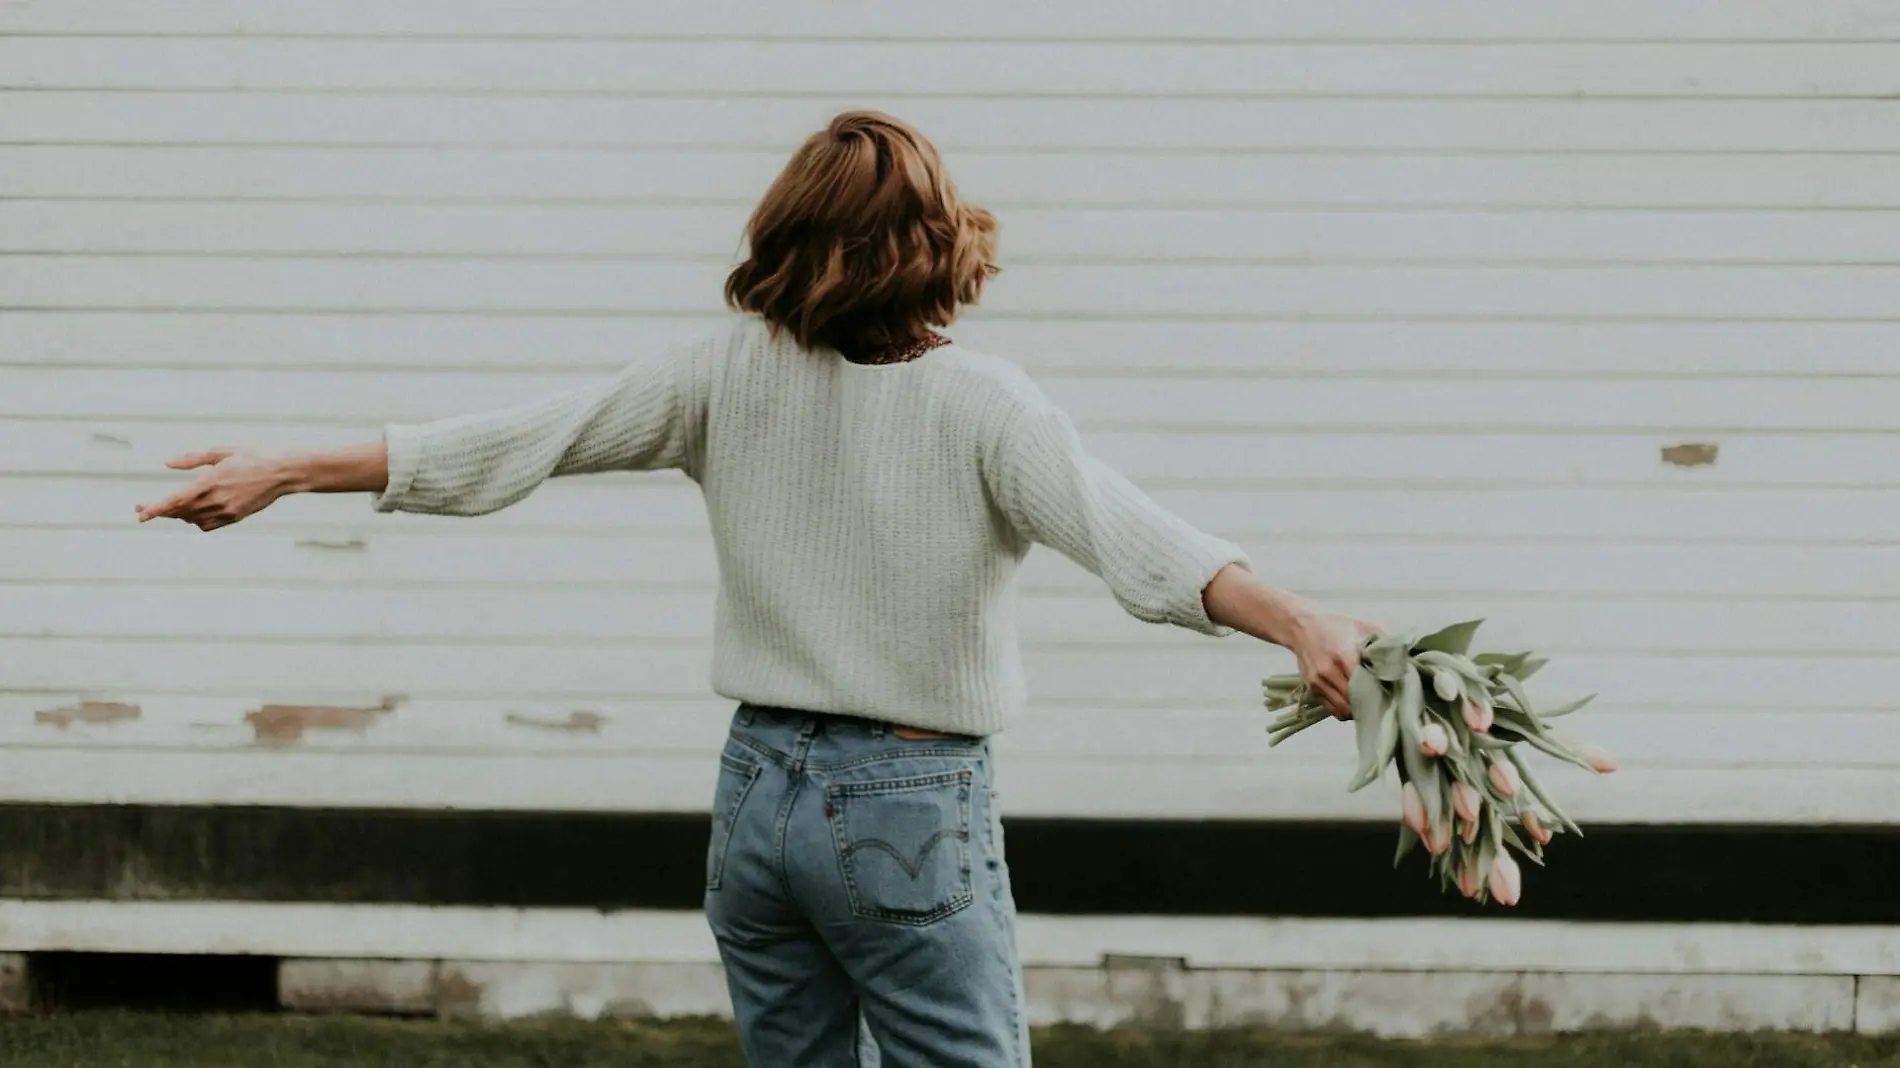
[725,110,999,356]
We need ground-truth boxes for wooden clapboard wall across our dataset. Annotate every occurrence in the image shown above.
[2,1,1896,826]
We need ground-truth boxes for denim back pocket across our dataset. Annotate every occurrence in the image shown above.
[826,768,974,926]
[706,750,763,891]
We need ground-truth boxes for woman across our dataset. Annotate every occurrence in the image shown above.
[136,110,1373,1066]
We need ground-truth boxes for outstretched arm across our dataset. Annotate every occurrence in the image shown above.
[135,441,388,531]
[135,342,703,531]
[988,398,1375,718]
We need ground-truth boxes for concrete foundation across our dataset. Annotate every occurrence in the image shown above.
[273,956,1878,1036]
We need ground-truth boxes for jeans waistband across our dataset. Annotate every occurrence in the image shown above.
[734,703,975,741]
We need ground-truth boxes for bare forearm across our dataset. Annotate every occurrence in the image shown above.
[1201,563,1322,649]
[279,440,389,495]
[1203,563,1377,718]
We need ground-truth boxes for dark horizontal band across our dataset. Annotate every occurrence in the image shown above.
[0,804,1894,924]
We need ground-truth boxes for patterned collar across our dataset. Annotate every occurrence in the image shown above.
[842,332,951,366]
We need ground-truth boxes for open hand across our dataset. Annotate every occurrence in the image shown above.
[1288,611,1382,720]
[135,448,291,531]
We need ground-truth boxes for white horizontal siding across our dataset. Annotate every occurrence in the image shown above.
[9,528,1899,596]
[7,314,1900,373]
[10,148,1900,211]
[9,94,1899,151]
[13,423,1900,487]
[10,39,1900,97]
[2,2,1895,823]
[2,1,1894,40]
[11,369,1894,429]
[11,258,1900,319]
[23,203,1900,265]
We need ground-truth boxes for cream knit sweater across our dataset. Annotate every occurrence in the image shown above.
[375,316,1253,736]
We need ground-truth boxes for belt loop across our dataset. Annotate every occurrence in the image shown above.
[871,721,886,739]
[736,704,755,727]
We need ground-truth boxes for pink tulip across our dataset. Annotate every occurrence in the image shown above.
[1426,821,1452,856]
[1460,816,1480,844]
[1401,782,1428,837]
[1488,852,1523,906]
[1420,722,1449,757]
[1521,811,1554,846]
[1456,863,1482,899]
[1462,698,1493,734]
[1580,745,1619,774]
[1488,761,1522,799]
[1451,781,1481,823]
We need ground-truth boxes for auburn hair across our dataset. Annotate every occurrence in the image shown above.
[725,110,999,356]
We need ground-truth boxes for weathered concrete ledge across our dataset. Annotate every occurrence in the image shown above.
[8,905,1900,1034]
[278,957,1893,1036]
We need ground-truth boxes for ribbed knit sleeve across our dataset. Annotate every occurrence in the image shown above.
[373,345,698,516]
[990,401,1253,637]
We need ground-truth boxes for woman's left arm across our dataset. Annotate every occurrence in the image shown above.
[136,345,699,531]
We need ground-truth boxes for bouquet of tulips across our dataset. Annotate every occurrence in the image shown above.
[1263,619,1614,905]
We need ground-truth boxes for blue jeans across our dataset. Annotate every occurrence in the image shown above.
[704,703,1030,1067]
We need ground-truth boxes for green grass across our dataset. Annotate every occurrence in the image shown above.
[2,1015,1900,1068]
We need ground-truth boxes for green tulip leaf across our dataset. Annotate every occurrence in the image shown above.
[1540,693,1597,719]
[1365,635,1412,682]
[1393,823,1420,868]
[1507,748,1582,836]
[1412,618,1485,656]
[1474,651,1531,676]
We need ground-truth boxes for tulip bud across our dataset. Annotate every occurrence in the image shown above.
[1580,745,1618,774]
[1451,781,1481,823]
[1460,816,1480,844]
[1420,722,1449,757]
[1488,852,1523,906]
[1487,761,1521,798]
[1401,782,1428,837]
[1432,669,1462,702]
[1457,862,1482,899]
[1462,698,1493,734]
[1426,821,1452,856]
[1521,810,1554,846]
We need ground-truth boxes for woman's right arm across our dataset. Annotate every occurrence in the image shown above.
[1200,563,1378,719]
[135,441,389,531]
[986,397,1375,717]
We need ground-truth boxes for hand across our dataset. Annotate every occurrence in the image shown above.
[1287,611,1382,720]
[135,448,293,531]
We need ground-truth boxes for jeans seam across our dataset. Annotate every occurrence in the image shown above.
[811,746,982,774]
[706,760,762,891]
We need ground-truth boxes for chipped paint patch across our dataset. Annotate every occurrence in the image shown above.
[36,701,140,730]
[245,696,401,746]
[505,710,608,734]
[1661,442,1720,468]
[294,537,368,552]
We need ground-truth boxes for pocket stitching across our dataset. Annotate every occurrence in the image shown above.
[705,757,762,891]
[827,769,974,926]
[829,768,971,798]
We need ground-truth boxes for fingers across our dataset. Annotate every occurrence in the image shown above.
[1306,664,1352,720]
[1311,649,1364,720]
[166,447,235,471]
[135,485,205,524]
